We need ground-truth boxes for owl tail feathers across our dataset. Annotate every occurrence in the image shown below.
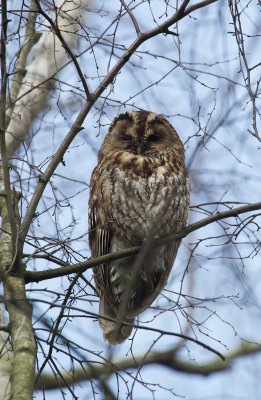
[99,297,134,345]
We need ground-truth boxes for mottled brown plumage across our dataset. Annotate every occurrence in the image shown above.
[89,111,190,344]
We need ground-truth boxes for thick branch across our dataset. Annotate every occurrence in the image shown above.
[0,195,36,400]
[0,0,17,251]
[25,201,261,284]
[7,0,38,120]
[35,342,261,391]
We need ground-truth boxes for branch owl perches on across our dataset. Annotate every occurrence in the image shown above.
[89,110,190,344]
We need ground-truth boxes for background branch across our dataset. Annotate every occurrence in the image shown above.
[35,342,261,391]
[6,0,91,157]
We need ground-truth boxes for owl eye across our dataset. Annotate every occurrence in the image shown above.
[119,132,132,141]
[148,132,161,142]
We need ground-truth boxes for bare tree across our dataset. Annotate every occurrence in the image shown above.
[0,1,260,399]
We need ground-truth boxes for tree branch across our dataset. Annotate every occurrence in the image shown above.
[120,0,142,36]
[0,1,18,253]
[0,194,36,400]
[7,0,38,121]
[24,201,261,283]
[183,0,218,17]
[35,342,261,391]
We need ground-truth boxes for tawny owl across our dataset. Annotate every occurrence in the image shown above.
[88,110,190,344]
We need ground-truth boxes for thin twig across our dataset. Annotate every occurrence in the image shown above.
[120,0,142,35]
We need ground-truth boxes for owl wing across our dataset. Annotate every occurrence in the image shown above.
[89,176,135,344]
[88,192,112,295]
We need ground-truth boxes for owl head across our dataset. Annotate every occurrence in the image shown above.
[98,110,185,161]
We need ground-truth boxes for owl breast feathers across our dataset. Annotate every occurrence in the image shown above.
[88,110,190,344]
